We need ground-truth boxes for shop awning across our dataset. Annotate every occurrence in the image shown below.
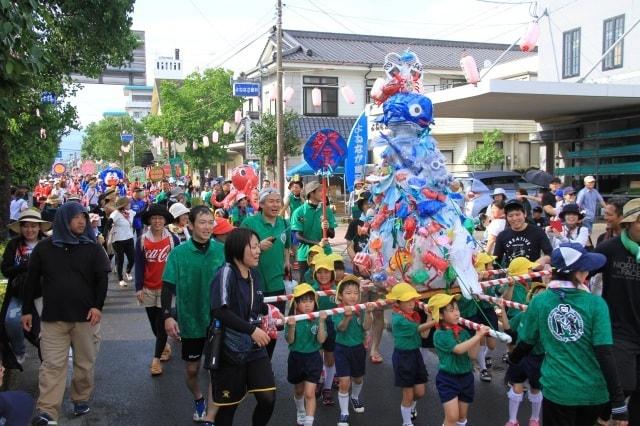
[555,161,640,176]
[428,80,640,121]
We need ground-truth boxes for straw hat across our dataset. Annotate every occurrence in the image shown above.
[8,209,51,233]
[621,198,640,224]
[168,202,190,219]
[46,194,61,205]
[114,196,130,210]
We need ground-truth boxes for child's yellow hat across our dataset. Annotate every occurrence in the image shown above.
[474,252,496,272]
[292,283,316,299]
[507,257,539,276]
[325,253,344,265]
[386,282,421,302]
[313,257,335,278]
[308,245,324,259]
[335,274,360,301]
[427,293,460,322]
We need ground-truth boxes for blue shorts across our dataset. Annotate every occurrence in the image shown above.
[334,343,366,378]
[392,348,428,387]
[506,353,544,390]
[322,317,336,352]
[287,351,323,385]
[436,370,475,404]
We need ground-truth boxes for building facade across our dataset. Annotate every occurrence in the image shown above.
[536,0,640,195]
[243,30,539,175]
[123,85,153,121]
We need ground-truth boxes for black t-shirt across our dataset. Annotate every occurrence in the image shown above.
[541,190,556,217]
[345,219,368,254]
[593,237,640,342]
[494,224,553,265]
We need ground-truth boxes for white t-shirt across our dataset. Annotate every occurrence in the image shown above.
[486,218,506,238]
[10,198,28,220]
[109,210,134,242]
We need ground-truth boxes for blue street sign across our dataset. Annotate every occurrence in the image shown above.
[120,133,134,143]
[40,92,57,105]
[233,82,261,97]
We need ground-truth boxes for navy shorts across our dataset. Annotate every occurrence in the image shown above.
[322,317,336,352]
[436,370,475,403]
[392,348,428,387]
[181,337,206,362]
[211,355,276,406]
[506,353,544,390]
[287,351,323,385]
[334,343,366,378]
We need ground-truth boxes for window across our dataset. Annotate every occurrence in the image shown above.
[303,76,338,116]
[439,78,466,90]
[562,28,581,78]
[365,78,376,104]
[441,150,454,165]
[603,15,624,70]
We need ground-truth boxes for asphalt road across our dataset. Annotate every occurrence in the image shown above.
[10,276,532,426]
[13,221,609,425]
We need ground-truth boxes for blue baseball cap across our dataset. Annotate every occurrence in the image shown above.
[551,243,606,273]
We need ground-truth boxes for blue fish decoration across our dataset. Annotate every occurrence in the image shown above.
[378,93,434,128]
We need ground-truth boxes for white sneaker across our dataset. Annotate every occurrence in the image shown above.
[16,353,26,364]
[125,272,133,281]
[119,280,127,287]
[296,410,306,425]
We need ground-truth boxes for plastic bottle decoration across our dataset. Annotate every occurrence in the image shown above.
[211,131,219,143]
[283,86,294,103]
[234,110,242,124]
[460,54,480,85]
[311,87,322,107]
[340,85,356,104]
[223,121,231,134]
[202,136,210,147]
[520,21,540,52]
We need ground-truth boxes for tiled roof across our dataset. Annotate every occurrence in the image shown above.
[293,116,358,142]
[275,30,534,70]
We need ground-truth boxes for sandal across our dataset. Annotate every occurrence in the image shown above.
[370,353,384,364]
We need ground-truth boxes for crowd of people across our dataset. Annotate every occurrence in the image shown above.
[0,170,638,426]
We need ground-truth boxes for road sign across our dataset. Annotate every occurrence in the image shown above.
[233,82,260,97]
[120,133,134,143]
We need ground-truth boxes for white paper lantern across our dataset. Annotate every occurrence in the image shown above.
[202,136,209,147]
[311,88,322,107]
[192,141,198,150]
[283,87,294,103]
[223,121,231,134]
[234,110,242,124]
[212,131,219,143]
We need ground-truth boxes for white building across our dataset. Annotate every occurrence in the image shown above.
[243,29,539,175]
[123,85,152,121]
[431,0,640,195]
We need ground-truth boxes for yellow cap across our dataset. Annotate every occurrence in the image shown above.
[386,283,421,302]
[313,257,335,279]
[335,274,360,302]
[325,253,344,265]
[527,282,547,302]
[292,283,317,299]
[308,245,324,258]
[426,293,460,322]
[474,252,496,272]
[507,257,539,276]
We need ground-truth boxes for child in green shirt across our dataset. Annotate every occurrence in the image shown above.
[285,284,327,426]
[428,293,490,426]
[310,256,338,406]
[386,283,435,426]
[332,275,373,426]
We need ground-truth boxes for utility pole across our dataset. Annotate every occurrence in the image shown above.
[276,0,285,197]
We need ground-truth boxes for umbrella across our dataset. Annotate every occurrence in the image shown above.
[524,169,554,187]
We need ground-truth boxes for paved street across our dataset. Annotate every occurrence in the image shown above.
[10,222,607,425]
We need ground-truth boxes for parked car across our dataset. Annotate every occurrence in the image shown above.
[453,171,542,218]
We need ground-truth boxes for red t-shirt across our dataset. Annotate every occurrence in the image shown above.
[143,236,172,290]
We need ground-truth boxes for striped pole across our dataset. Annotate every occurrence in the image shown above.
[276,299,390,326]
[478,268,508,279]
[478,270,550,289]
[476,294,528,312]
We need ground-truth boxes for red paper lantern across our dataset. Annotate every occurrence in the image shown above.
[460,54,480,85]
[340,85,356,104]
[520,22,540,52]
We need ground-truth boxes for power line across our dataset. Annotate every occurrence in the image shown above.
[305,0,359,34]
[187,0,233,48]
[212,28,273,69]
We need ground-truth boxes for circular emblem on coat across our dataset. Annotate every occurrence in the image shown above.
[547,303,584,342]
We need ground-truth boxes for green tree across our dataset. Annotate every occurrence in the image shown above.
[247,111,301,174]
[0,0,137,236]
[144,68,243,182]
[82,116,149,171]
[465,129,505,170]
